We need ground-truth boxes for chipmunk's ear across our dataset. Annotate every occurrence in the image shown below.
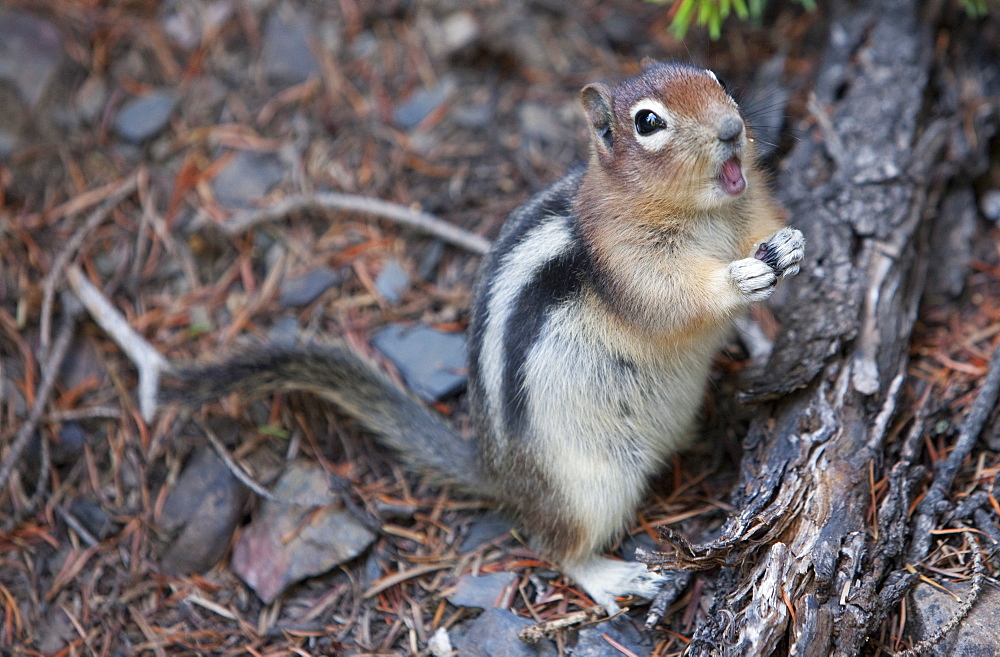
[581,83,615,156]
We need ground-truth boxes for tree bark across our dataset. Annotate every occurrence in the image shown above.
[640,1,1000,655]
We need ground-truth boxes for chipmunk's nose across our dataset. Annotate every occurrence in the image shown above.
[717,116,744,142]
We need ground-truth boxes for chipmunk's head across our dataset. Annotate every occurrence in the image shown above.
[581,62,754,213]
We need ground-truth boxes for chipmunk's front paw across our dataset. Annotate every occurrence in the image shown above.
[729,258,777,303]
[755,227,805,279]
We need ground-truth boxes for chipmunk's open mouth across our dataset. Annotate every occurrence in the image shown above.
[719,156,746,196]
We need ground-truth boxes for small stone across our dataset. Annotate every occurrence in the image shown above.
[261,5,321,84]
[68,498,117,541]
[908,581,1000,656]
[441,12,479,51]
[53,422,87,466]
[451,608,557,657]
[428,627,454,657]
[160,446,249,575]
[980,190,1000,222]
[422,11,480,59]
[572,619,653,657]
[375,260,410,304]
[460,511,513,553]
[73,76,107,124]
[278,267,342,307]
[0,9,63,107]
[395,81,453,129]
[268,315,301,346]
[447,571,517,609]
[114,90,179,143]
[231,462,376,603]
[371,324,468,401]
[211,150,284,208]
[453,102,493,129]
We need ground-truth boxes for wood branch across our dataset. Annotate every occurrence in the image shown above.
[218,192,492,254]
[66,265,170,423]
[639,1,1000,655]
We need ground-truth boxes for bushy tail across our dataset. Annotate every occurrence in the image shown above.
[162,342,485,495]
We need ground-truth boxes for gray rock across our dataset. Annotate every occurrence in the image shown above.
[230,461,376,603]
[262,5,321,84]
[395,81,453,129]
[453,102,493,129]
[160,447,249,576]
[451,608,557,657]
[460,511,513,553]
[73,77,108,124]
[573,618,653,657]
[0,9,63,107]
[981,189,1000,222]
[908,581,1000,656]
[447,572,517,609]
[421,11,480,59]
[375,260,410,304]
[278,267,342,307]
[54,421,87,466]
[268,315,301,346]
[68,498,117,541]
[371,324,468,401]
[211,150,284,208]
[114,90,179,143]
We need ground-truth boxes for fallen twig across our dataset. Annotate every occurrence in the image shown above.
[197,418,281,503]
[893,531,986,657]
[910,340,1000,560]
[39,173,141,363]
[644,571,693,630]
[65,265,169,423]
[219,191,492,255]
[0,304,80,508]
[518,605,609,643]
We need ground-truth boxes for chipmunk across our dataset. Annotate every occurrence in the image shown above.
[164,62,805,614]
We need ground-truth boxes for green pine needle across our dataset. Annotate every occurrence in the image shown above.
[650,0,993,41]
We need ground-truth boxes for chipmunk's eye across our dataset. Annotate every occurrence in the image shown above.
[634,109,666,136]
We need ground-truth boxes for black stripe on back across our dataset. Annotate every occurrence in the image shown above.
[467,171,584,429]
[501,234,591,437]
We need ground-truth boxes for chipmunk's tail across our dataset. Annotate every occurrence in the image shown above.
[162,342,485,495]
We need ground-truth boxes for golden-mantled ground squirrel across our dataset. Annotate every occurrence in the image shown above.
[166,62,804,614]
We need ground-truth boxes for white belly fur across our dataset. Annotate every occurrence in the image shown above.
[521,300,727,556]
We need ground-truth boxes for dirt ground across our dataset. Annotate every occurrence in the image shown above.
[2,1,999,655]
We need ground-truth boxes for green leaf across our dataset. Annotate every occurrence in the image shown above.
[258,424,291,439]
[671,0,699,38]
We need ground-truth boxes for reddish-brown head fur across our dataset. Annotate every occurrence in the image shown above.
[580,62,757,219]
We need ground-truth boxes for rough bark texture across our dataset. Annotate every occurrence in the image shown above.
[640,1,1000,655]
